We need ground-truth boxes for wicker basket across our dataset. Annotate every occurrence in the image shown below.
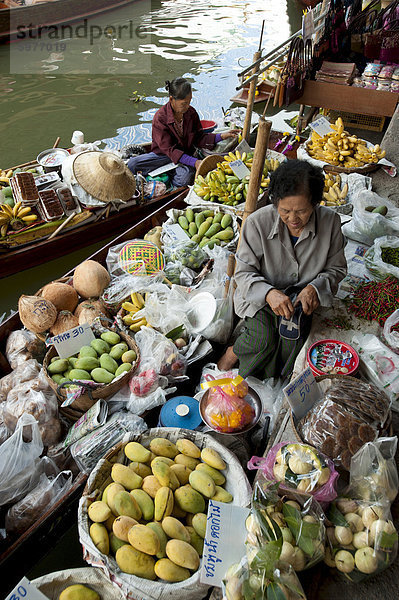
[290,374,393,468]
[304,141,381,175]
[195,153,224,177]
[43,328,140,422]
[78,427,252,600]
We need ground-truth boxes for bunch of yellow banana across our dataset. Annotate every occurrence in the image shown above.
[0,169,13,185]
[193,150,279,205]
[122,292,149,333]
[0,202,38,237]
[306,117,386,168]
[320,173,349,207]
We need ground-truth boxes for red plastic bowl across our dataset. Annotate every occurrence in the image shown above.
[307,339,359,377]
[200,120,217,133]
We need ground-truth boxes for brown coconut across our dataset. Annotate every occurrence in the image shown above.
[50,311,79,336]
[18,295,57,334]
[41,282,79,312]
[73,260,110,299]
[74,298,109,325]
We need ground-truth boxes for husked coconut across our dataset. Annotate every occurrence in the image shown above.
[50,311,79,335]
[41,282,79,312]
[18,295,57,333]
[73,260,110,299]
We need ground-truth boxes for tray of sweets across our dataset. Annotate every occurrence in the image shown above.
[39,189,65,221]
[57,187,81,215]
[10,172,39,205]
[34,172,60,189]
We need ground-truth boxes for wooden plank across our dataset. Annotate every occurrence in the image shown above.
[297,80,398,117]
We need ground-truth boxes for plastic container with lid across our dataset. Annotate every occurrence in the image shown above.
[307,339,359,377]
[158,395,203,430]
[39,189,65,221]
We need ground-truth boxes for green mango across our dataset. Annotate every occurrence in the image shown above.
[109,342,129,360]
[91,338,110,355]
[75,356,100,371]
[91,367,114,384]
[68,368,92,381]
[115,363,132,377]
[79,345,98,358]
[100,353,119,374]
[48,359,69,374]
[101,330,121,345]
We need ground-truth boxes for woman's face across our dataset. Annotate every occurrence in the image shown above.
[277,194,314,236]
[170,93,192,115]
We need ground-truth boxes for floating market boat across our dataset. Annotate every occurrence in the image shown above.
[0,0,134,42]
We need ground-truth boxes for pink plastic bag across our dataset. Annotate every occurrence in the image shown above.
[248,441,339,504]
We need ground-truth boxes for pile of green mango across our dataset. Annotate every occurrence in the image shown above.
[177,208,234,250]
[48,329,137,385]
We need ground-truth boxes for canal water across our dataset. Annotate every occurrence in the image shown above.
[0,0,303,315]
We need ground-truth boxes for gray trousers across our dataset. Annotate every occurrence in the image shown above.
[127,152,195,187]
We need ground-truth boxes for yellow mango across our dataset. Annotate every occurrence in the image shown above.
[129,461,152,478]
[176,438,201,459]
[174,485,205,514]
[59,584,99,600]
[125,441,151,463]
[162,516,190,542]
[155,558,190,582]
[150,437,179,458]
[175,454,200,470]
[170,463,192,485]
[104,513,116,532]
[142,475,162,498]
[114,490,142,520]
[111,463,142,490]
[115,544,156,579]
[128,523,160,556]
[189,470,215,499]
[109,532,127,554]
[212,486,233,503]
[112,515,138,542]
[89,523,109,555]
[201,447,226,470]
[130,489,154,521]
[166,539,200,570]
[88,501,111,523]
[192,513,207,539]
[147,521,168,559]
[169,470,180,491]
[186,526,204,556]
[152,461,171,487]
[171,504,187,519]
[151,456,174,468]
[196,462,226,486]
[106,483,125,515]
[154,486,174,521]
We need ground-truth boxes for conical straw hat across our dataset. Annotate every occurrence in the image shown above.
[72,151,136,202]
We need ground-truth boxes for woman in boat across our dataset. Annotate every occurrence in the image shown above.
[127,77,239,187]
[219,159,347,380]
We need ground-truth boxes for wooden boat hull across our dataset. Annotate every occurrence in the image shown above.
[1,0,135,42]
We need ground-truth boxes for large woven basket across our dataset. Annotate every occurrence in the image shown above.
[43,328,140,422]
[195,153,224,177]
[78,427,252,600]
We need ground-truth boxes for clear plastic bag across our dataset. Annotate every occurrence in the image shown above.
[248,442,338,504]
[349,437,398,504]
[342,191,399,246]
[0,413,44,506]
[223,556,307,600]
[383,309,399,352]
[106,239,165,279]
[0,404,10,446]
[201,375,255,433]
[364,235,399,281]
[133,326,187,382]
[5,469,72,536]
[325,495,398,582]
[249,480,326,572]
[3,371,61,446]
[5,329,46,369]
[0,358,41,403]
[164,238,206,270]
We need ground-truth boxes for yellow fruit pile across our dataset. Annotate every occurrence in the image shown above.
[87,437,232,582]
[0,201,37,237]
[307,117,386,168]
[320,173,348,207]
[122,292,149,333]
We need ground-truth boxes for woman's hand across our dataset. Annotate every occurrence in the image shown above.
[195,159,202,170]
[266,289,294,319]
[220,129,241,140]
[295,285,320,315]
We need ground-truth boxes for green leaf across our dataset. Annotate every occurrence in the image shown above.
[282,503,301,538]
[297,534,315,557]
[379,530,399,550]
[243,579,256,600]
[283,467,298,487]
[165,324,185,340]
[254,507,282,541]
[267,582,288,600]
[327,503,349,527]
[300,520,320,540]
[251,539,283,580]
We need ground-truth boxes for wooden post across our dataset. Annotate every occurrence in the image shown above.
[242,117,272,225]
[242,50,261,143]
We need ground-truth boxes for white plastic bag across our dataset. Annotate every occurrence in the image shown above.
[0,358,41,403]
[0,413,44,506]
[342,191,399,246]
[364,235,399,281]
[384,310,399,352]
[349,437,398,504]
[5,329,46,369]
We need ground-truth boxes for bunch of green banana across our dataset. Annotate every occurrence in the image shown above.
[177,208,234,249]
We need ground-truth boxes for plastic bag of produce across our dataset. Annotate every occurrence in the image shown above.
[5,469,72,536]
[133,326,187,383]
[223,556,307,600]
[364,235,399,281]
[342,191,399,246]
[383,309,399,352]
[248,480,326,573]
[164,238,207,270]
[0,358,41,403]
[325,495,398,582]
[0,404,10,446]
[348,437,398,504]
[201,375,255,433]
[3,370,61,446]
[5,329,46,369]
[248,442,338,504]
[0,413,44,506]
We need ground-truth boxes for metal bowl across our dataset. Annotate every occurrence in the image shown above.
[199,385,262,435]
[37,148,70,173]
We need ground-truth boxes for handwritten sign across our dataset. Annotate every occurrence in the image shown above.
[48,323,95,358]
[200,500,249,588]
[229,159,250,180]
[235,139,252,154]
[162,222,190,243]
[308,116,333,138]
[283,366,321,420]
[5,577,48,600]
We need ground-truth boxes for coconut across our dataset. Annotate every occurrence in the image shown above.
[18,295,57,334]
[74,299,109,325]
[41,282,79,312]
[50,311,79,336]
[73,260,110,299]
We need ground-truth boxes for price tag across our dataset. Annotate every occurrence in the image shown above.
[5,577,49,600]
[162,222,189,243]
[200,500,250,588]
[48,323,95,358]
[308,116,333,138]
[283,366,321,421]
[235,139,252,154]
[229,159,250,180]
